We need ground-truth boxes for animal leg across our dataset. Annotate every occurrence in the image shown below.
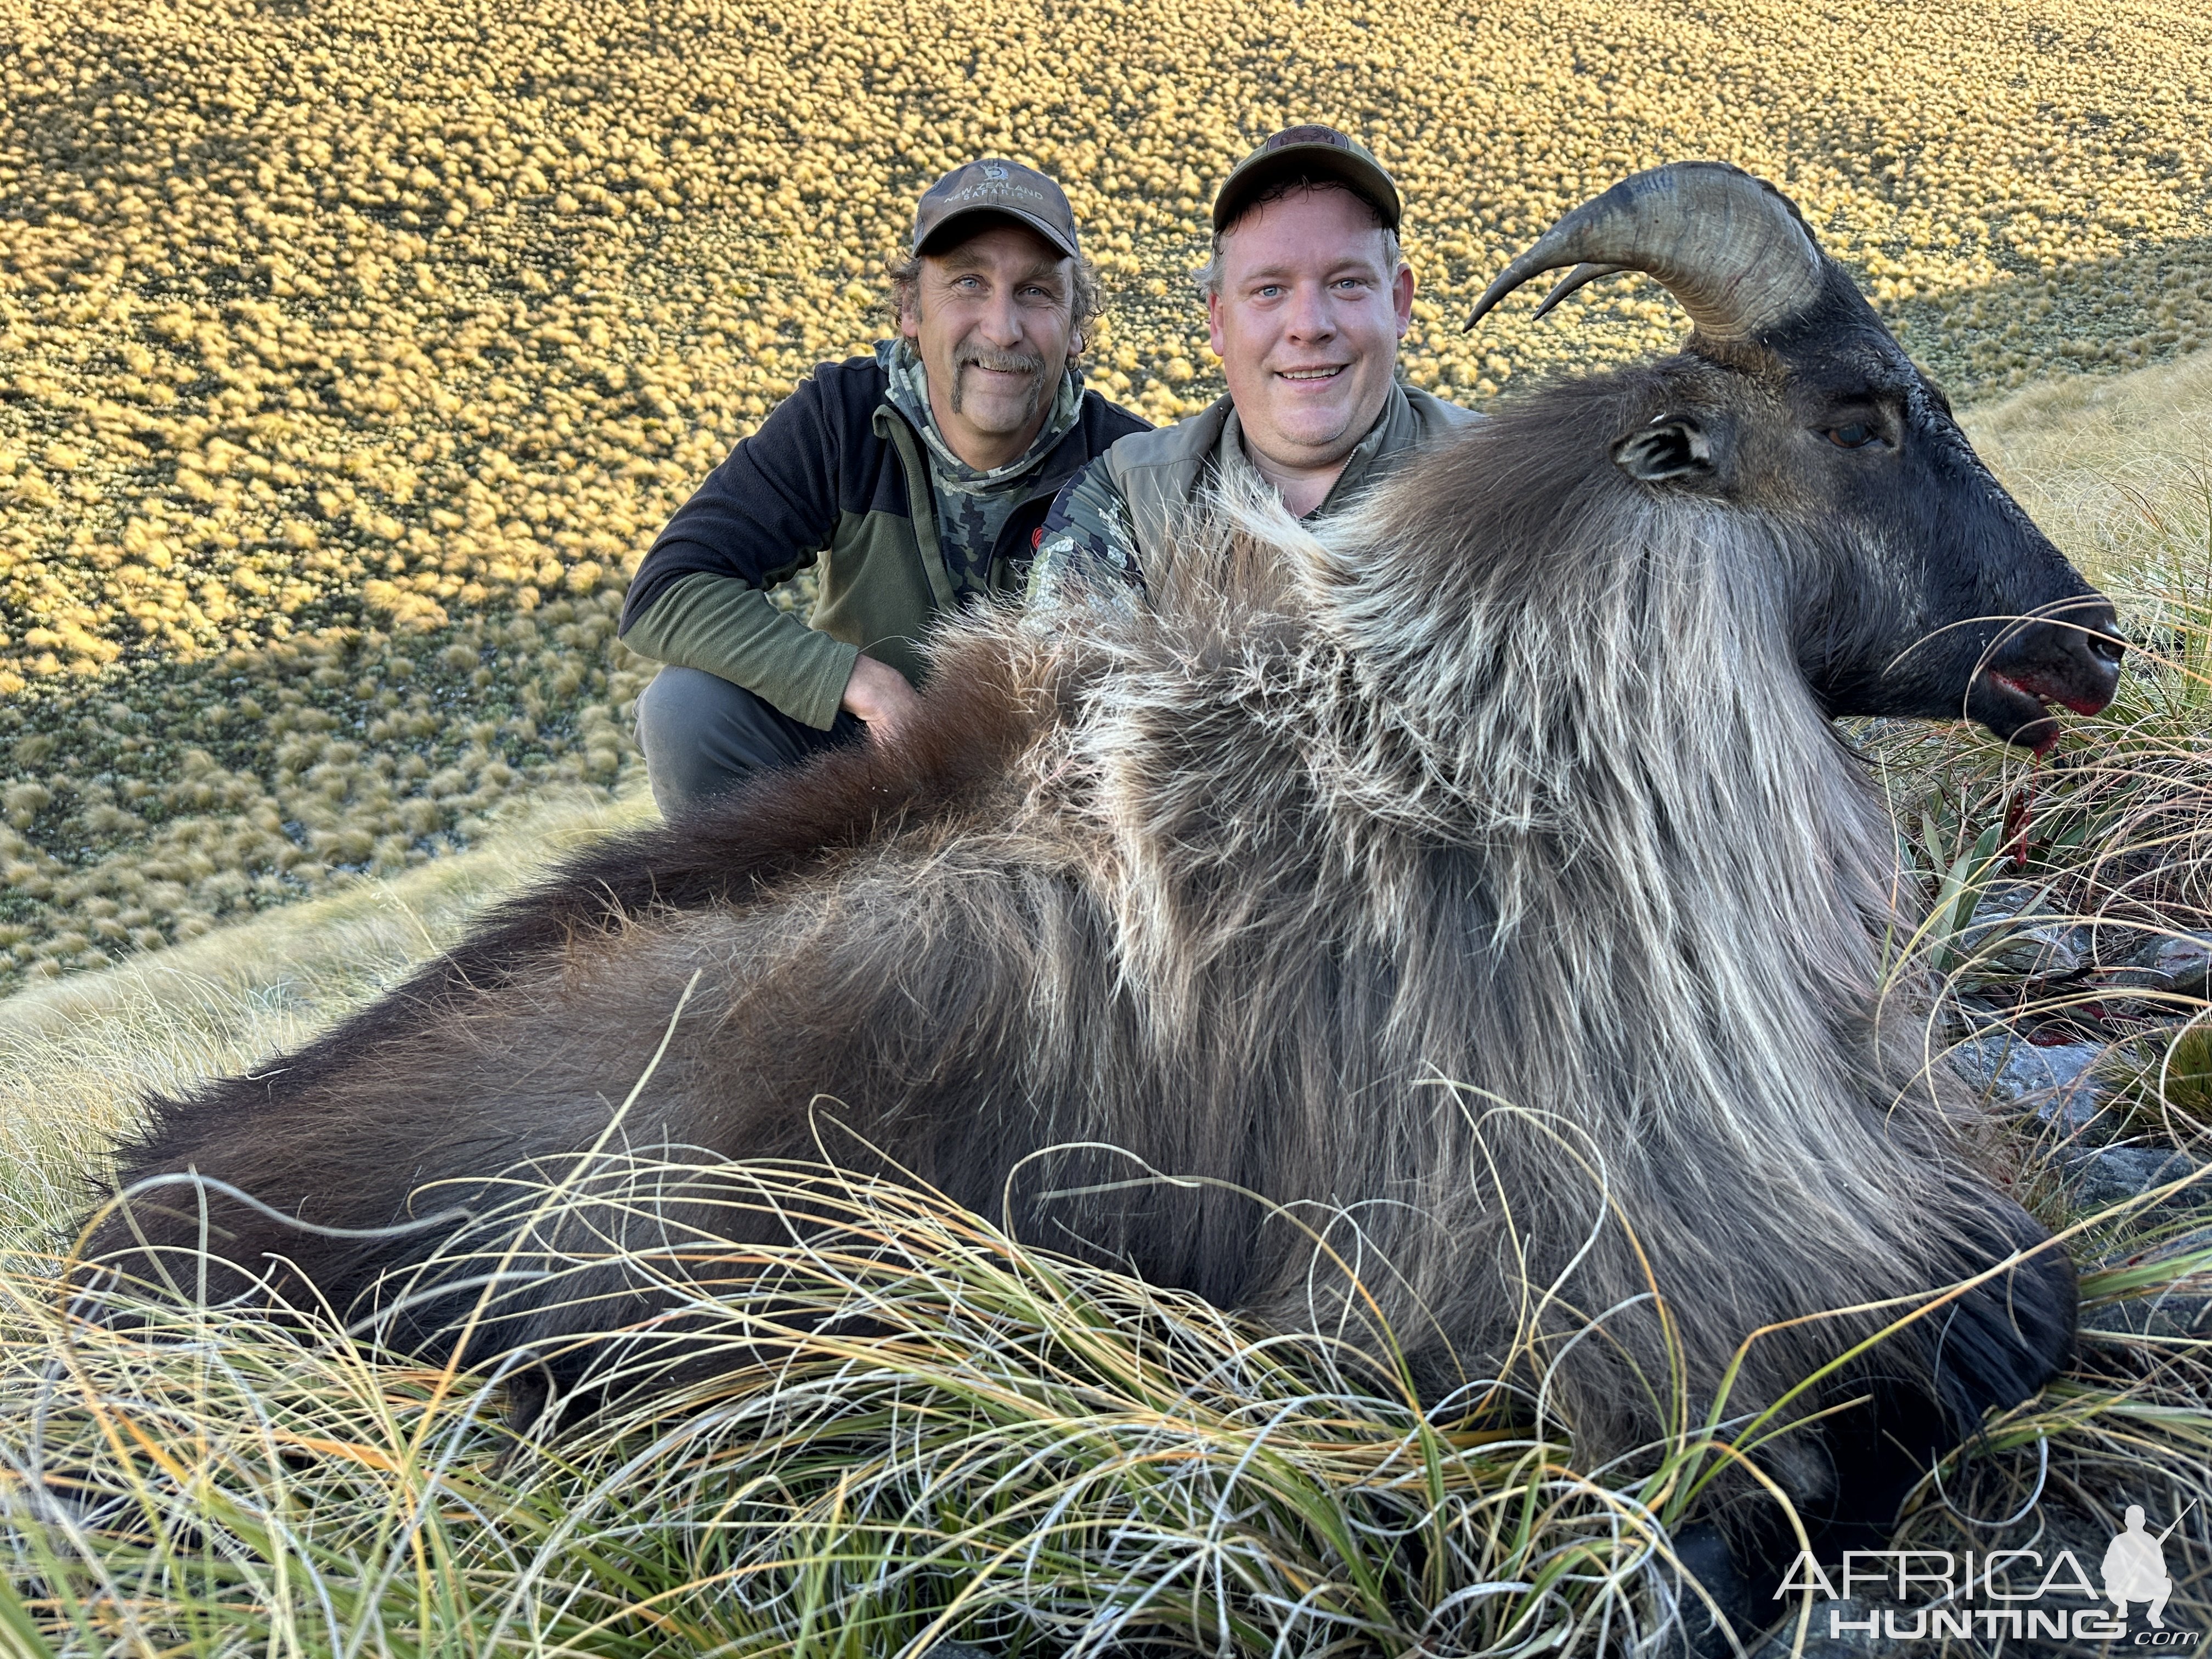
[1705,1206,2076,1632]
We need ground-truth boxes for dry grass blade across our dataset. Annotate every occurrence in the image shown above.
[7,1133,2212,1656]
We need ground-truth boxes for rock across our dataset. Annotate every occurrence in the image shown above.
[2083,920,2154,971]
[1969,880,2045,922]
[2038,1088,2105,1137]
[1950,1032,2104,1127]
[2105,962,2179,991]
[1960,921,2083,984]
[2081,1222,2212,1347]
[1950,884,2085,984]
[2066,1144,2209,1214]
[2126,932,2212,998]
[1962,914,2080,972]
[2083,1286,2212,1342]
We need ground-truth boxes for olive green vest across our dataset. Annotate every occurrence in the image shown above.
[1104,381,1480,575]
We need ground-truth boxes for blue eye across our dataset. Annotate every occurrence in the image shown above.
[1827,424,1878,449]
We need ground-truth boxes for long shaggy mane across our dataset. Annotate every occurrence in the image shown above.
[106,369,2044,1494]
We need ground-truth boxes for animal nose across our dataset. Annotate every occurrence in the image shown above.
[2063,601,2128,685]
[1987,600,2125,718]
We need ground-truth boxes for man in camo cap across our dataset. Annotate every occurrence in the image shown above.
[619,159,1146,817]
[1031,125,1475,598]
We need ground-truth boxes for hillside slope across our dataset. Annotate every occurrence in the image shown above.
[8,338,2212,1171]
[3,0,2212,988]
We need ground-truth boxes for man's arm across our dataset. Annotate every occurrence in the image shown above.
[1028,456,1146,605]
[619,572,860,733]
[618,369,871,730]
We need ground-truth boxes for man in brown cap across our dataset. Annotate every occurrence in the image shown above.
[1031,126,1475,597]
[618,160,1146,816]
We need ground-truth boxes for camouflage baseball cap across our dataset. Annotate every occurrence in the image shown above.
[911,159,1080,259]
[1212,125,1401,234]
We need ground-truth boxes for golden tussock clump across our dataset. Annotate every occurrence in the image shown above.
[2,0,2211,985]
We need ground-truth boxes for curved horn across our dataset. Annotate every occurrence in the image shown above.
[1465,162,1827,342]
[1532,262,1628,319]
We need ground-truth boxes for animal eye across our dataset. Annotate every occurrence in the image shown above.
[1826,424,1879,449]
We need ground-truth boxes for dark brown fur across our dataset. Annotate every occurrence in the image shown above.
[90,297,2120,1592]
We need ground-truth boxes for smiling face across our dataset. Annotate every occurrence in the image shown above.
[901,219,1079,471]
[1206,185,1415,489]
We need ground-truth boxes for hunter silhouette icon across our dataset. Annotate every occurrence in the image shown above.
[2104,1504,2176,1627]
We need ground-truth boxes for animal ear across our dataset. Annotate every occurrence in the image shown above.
[1612,418,1714,483]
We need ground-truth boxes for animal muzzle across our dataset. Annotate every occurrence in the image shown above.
[1971,597,2126,751]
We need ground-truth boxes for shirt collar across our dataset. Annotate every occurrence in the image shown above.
[1217,380,1411,519]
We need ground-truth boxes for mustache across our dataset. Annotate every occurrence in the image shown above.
[956,346,1047,376]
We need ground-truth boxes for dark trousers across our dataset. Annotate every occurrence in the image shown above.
[634,665,862,819]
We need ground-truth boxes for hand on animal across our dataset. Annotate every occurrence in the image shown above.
[838,650,923,744]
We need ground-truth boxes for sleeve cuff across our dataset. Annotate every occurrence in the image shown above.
[787,636,861,730]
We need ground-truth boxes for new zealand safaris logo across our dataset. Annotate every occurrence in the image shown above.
[1774,1504,2198,1644]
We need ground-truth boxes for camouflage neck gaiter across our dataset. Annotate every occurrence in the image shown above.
[879,338,1082,599]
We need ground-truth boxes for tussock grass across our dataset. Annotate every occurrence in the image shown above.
[8,0,2212,992]
[0,588,656,993]
[0,788,652,1237]
[4,1150,1672,1654]
[14,1141,2212,1658]
[1968,347,2212,573]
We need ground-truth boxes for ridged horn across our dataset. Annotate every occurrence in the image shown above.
[1465,162,1827,342]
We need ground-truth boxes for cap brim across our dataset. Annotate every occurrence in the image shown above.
[1213,145,1402,233]
[915,205,1079,261]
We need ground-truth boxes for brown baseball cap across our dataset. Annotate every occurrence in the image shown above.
[1212,125,1401,234]
[911,159,1080,259]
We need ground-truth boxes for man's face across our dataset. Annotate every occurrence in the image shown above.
[1206,187,1415,473]
[901,220,1078,465]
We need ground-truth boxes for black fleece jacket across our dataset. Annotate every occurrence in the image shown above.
[618,354,1146,727]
